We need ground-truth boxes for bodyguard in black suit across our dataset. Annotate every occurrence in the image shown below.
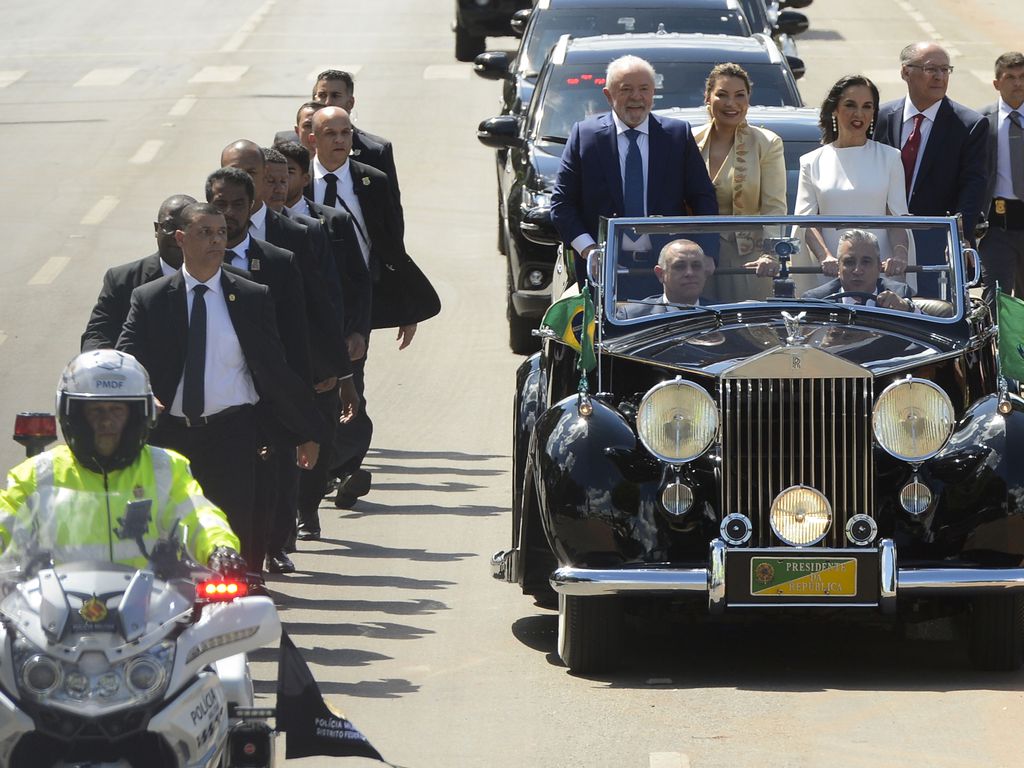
[977,52,1024,305]
[117,204,328,570]
[875,43,989,293]
[82,194,196,351]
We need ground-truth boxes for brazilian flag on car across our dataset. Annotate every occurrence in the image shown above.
[540,288,597,372]
[998,290,1024,381]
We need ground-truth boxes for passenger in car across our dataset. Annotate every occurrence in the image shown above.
[802,230,916,312]
[617,239,715,318]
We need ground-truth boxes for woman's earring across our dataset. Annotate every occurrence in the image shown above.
[832,114,838,135]
[868,119,875,136]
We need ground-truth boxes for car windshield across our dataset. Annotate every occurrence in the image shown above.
[602,216,962,322]
[521,9,751,74]
[534,62,798,141]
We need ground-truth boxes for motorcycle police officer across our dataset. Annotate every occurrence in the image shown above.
[0,349,245,573]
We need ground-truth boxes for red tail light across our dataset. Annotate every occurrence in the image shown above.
[13,413,57,439]
[197,579,248,600]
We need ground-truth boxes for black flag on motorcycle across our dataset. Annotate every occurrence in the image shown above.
[275,630,385,762]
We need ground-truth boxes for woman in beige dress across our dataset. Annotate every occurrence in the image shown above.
[693,63,787,301]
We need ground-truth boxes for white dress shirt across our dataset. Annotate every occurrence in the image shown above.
[286,197,312,218]
[169,267,258,418]
[158,258,177,277]
[248,202,269,242]
[312,156,371,265]
[900,99,942,195]
[224,234,253,271]
[994,98,1023,201]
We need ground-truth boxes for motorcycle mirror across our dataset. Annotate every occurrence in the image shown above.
[13,412,57,458]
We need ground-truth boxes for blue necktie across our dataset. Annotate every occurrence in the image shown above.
[183,285,208,422]
[623,128,644,217]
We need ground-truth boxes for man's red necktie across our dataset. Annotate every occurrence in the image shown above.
[901,113,925,197]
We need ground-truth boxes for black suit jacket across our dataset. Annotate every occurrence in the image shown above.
[116,270,328,446]
[979,102,1001,213]
[876,97,990,241]
[803,277,914,300]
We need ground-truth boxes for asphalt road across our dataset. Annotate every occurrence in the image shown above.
[1,1,1023,766]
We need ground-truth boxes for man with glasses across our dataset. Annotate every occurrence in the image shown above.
[875,42,989,293]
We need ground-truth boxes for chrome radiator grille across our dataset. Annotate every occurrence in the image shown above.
[721,377,874,547]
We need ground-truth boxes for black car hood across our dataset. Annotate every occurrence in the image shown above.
[605,315,962,377]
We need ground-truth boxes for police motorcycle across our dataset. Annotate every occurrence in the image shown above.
[0,488,280,767]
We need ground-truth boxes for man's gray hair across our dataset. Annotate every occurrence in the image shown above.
[606,55,657,89]
[900,41,947,66]
[837,229,881,258]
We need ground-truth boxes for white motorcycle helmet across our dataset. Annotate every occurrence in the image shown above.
[56,350,157,472]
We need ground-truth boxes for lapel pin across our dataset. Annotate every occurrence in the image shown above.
[228,293,237,302]
[362,176,370,186]
[250,258,261,271]
[351,148,361,156]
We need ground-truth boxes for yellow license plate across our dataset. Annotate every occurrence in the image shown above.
[750,557,857,597]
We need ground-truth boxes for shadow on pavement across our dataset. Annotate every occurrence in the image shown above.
[308,539,477,561]
[338,501,504,519]
[279,620,435,641]
[273,594,449,615]
[253,677,419,699]
[366,447,506,462]
[280,570,456,590]
[250,645,391,668]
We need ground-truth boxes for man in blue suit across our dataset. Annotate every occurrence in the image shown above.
[875,42,989,295]
[551,55,718,283]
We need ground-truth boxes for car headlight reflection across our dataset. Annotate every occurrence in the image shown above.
[636,380,718,463]
[873,378,954,462]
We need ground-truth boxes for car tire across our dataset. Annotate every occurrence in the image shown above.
[968,593,1024,671]
[507,265,541,355]
[454,24,485,62]
[557,593,623,674]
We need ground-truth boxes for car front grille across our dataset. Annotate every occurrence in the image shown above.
[721,377,874,547]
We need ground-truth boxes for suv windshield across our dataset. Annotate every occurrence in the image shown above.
[521,9,751,74]
[603,217,961,322]
[534,62,799,141]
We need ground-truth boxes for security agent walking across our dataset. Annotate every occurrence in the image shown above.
[0,350,244,574]
[117,203,329,571]
[979,52,1024,305]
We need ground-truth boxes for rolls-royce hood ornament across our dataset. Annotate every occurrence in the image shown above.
[782,311,807,345]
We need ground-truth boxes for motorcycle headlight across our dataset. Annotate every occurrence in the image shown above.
[872,378,954,462]
[125,657,165,696]
[22,654,61,695]
[636,379,718,463]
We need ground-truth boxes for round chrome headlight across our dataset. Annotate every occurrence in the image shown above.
[126,657,165,696]
[873,378,954,462]
[22,655,61,695]
[661,481,694,516]
[770,486,832,546]
[636,379,718,463]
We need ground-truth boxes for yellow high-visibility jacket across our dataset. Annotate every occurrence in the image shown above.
[0,444,239,569]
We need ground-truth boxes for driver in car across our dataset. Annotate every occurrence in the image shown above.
[617,238,714,318]
[803,229,916,312]
[0,350,245,576]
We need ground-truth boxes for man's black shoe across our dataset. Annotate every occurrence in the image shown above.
[266,552,296,574]
[297,529,321,541]
[333,469,371,508]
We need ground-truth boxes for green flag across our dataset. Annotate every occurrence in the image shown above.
[998,290,1024,381]
[540,290,597,371]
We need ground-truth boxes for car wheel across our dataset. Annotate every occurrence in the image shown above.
[454,24,485,62]
[557,593,623,673]
[507,265,541,355]
[968,593,1024,671]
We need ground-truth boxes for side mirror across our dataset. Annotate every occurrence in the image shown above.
[775,10,809,36]
[786,55,806,80]
[963,247,981,288]
[510,8,531,37]
[521,206,560,246]
[473,51,512,81]
[779,0,813,9]
[477,115,522,149]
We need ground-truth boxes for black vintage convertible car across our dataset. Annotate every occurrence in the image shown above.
[494,213,1024,674]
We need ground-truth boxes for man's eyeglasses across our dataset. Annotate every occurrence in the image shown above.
[905,64,954,77]
[155,222,178,235]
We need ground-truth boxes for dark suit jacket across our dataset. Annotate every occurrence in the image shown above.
[304,198,373,338]
[275,126,403,232]
[980,102,1001,213]
[264,209,350,381]
[116,270,328,446]
[803,277,914,300]
[551,112,718,255]
[876,97,990,241]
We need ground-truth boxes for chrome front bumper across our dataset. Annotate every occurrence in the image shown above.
[545,539,1024,614]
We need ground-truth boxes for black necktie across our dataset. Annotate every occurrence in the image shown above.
[323,172,339,208]
[183,285,208,422]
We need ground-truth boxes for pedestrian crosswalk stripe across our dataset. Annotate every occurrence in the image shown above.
[74,68,138,87]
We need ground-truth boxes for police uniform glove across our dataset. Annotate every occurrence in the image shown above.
[208,546,248,578]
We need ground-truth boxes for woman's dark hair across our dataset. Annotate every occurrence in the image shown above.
[818,74,880,144]
[704,62,752,102]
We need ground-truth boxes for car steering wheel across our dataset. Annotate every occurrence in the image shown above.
[822,290,877,304]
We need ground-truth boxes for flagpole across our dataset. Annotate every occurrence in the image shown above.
[995,282,1012,415]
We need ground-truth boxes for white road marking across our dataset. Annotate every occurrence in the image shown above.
[308,65,361,81]
[220,0,276,53]
[74,67,138,87]
[129,139,164,165]
[189,65,249,84]
[892,0,961,57]
[0,70,26,88]
[650,753,691,768]
[423,64,470,80]
[80,196,119,226]
[168,95,197,116]
[28,257,71,286]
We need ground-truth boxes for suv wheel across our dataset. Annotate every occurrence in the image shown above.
[968,593,1024,671]
[557,594,623,673]
[455,23,485,62]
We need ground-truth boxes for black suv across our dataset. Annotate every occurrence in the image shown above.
[477,32,805,353]
[454,0,532,62]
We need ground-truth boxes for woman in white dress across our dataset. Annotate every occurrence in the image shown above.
[795,75,911,282]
